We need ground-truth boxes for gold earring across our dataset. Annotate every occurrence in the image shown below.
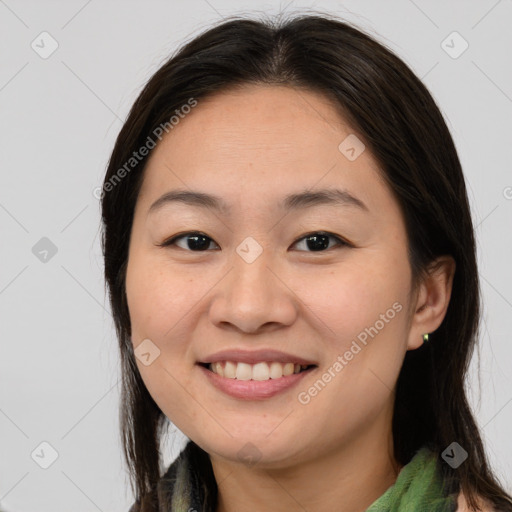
[423,333,429,343]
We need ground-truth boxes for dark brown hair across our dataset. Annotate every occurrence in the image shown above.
[100,12,512,511]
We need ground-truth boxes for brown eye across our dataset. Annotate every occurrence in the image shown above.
[158,232,219,251]
[157,231,349,253]
[292,232,348,252]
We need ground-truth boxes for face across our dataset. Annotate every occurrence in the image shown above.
[125,85,419,469]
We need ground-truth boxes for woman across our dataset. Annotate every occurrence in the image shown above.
[100,12,512,512]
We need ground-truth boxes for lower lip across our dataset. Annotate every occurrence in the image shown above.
[198,364,315,400]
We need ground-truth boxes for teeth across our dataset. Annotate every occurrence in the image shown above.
[214,361,224,377]
[253,362,271,381]
[269,362,283,379]
[208,361,311,380]
[283,362,295,376]
[224,361,236,379]
[235,362,252,381]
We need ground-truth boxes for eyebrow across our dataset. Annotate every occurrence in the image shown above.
[147,187,369,216]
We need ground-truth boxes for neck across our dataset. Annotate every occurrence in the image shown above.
[210,415,400,512]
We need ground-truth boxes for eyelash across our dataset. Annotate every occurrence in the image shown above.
[156,231,351,253]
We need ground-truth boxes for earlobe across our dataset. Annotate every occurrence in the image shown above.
[406,255,456,351]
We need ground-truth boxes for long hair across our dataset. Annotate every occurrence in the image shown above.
[100,12,512,511]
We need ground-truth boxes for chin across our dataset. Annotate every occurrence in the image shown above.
[197,432,309,469]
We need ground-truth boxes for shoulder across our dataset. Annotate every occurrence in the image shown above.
[457,490,495,512]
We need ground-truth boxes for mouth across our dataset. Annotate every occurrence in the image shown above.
[197,361,317,400]
[198,361,317,381]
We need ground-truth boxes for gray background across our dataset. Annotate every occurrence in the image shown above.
[1,0,511,510]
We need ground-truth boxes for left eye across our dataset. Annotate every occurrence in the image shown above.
[292,231,348,252]
[157,231,349,252]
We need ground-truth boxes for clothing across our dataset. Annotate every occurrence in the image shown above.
[365,446,458,512]
[129,441,458,512]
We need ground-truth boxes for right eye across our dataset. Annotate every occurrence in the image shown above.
[156,231,219,251]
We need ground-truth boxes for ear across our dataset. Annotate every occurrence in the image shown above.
[407,255,456,351]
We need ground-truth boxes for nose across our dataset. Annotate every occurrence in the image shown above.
[208,246,298,334]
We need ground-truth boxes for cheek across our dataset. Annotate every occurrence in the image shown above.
[125,254,205,427]
[292,260,407,341]
[125,249,198,343]
[292,259,410,395]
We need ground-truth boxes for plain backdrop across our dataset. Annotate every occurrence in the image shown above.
[1,0,511,510]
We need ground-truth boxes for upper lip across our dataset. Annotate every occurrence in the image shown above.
[198,349,317,366]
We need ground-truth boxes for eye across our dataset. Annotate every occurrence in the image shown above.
[157,231,219,251]
[291,231,349,252]
[157,231,350,252]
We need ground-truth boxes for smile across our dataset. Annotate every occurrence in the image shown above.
[198,362,317,400]
[203,361,314,380]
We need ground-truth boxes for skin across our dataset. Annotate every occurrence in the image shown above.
[125,84,456,512]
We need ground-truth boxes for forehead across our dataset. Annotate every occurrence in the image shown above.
[137,84,394,218]
[160,84,355,155]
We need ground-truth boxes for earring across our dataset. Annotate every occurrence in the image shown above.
[423,333,429,343]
